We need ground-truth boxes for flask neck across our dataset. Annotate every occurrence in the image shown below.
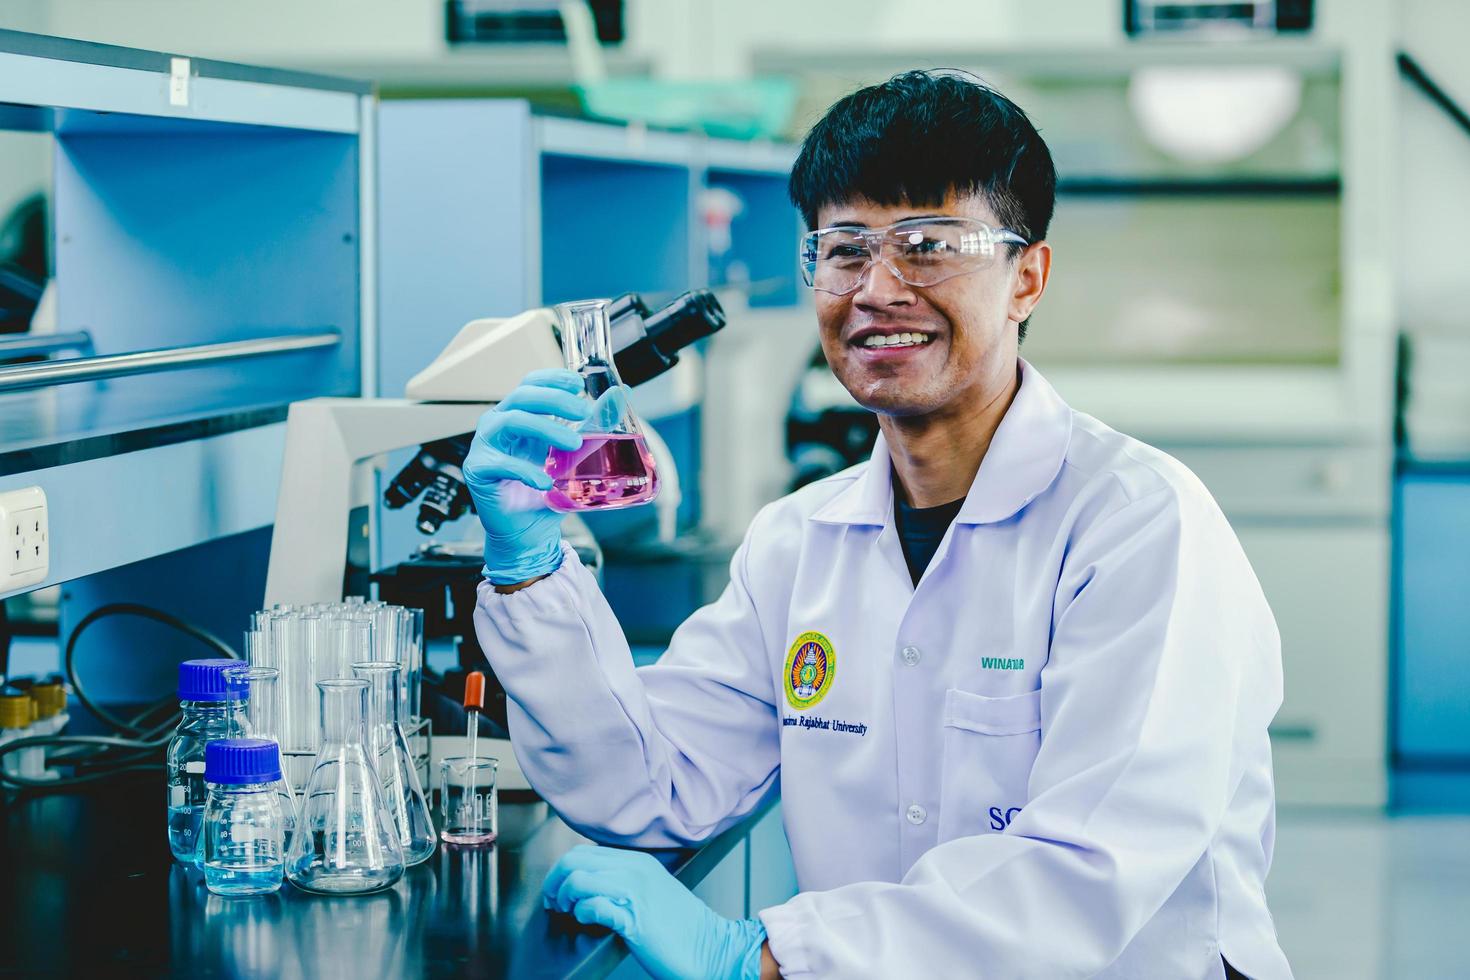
[557,300,620,392]
[352,663,403,748]
[368,673,400,726]
[317,681,368,748]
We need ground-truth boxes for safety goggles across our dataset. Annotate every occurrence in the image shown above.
[799,216,1029,296]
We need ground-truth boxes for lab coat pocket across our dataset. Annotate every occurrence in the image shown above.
[937,687,1042,843]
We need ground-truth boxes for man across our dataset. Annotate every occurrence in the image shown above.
[466,71,1292,979]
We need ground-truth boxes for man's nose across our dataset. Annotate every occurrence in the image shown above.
[852,256,916,308]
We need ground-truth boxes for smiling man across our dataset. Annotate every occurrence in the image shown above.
[466,71,1293,979]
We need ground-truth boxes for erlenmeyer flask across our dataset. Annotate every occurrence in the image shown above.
[352,661,436,867]
[286,679,404,894]
[544,299,660,512]
[225,664,299,856]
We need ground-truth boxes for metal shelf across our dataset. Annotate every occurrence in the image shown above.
[534,113,699,166]
[703,138,797,175]
[281,44,653,92]
[0,28,367,134]
[0,418,290,599]
[0,330,341,394]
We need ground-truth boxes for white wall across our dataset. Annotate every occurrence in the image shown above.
[6,0,443,61]
[2,0,1412,83]
[630,0,1118,79]
[1397,0,1470,334]
[14,0,1106,77]
[5,0,751,68]
[0,0,47,34]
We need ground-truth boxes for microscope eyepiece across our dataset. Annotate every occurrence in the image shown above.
[643,289,726,350]
[611,289,727,387]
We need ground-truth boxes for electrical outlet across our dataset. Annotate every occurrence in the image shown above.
[0,487,49,590]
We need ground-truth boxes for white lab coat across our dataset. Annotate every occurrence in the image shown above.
[475,360,1293,980]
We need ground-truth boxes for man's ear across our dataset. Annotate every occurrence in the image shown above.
[1008,241,1051,324]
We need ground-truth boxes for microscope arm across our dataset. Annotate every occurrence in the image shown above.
[263,399,486,607]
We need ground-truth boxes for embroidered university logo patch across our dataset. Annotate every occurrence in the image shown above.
[784,631,836,710]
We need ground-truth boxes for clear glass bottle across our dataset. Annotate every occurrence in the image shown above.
[353,661,436,866]
[166,659,249,863]
[544,299,660,512]
[225,664,299,856]
[286,678,405,894]
[201,738,286,896]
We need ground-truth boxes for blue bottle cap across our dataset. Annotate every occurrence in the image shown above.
[177,659,249,702]
[205,738,282,785]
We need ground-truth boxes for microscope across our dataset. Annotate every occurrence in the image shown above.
[263,290,726,735]
[379,290,724,536]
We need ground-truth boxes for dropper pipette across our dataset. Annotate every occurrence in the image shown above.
[464,671,485,764]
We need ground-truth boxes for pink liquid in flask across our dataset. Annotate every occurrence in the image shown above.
[545,432,660,512]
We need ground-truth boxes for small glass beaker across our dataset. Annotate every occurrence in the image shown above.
[439,756,498,846]
[287,679,405,894]
[544,299,660,512]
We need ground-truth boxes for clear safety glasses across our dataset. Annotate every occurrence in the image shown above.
[799,216,1029,296]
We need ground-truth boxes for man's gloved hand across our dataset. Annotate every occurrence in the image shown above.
[543,845,767,980]
[463,369,589,585]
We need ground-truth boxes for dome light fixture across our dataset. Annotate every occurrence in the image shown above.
[1127,65,1304,164]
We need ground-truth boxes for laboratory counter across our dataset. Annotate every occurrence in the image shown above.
[0,772,775,977]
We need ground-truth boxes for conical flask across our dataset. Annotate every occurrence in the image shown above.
[286,678,404,894]
[224,664,299,856]
[544,299,660,512]
[352,661,436,867]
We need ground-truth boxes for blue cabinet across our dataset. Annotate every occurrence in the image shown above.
[1395,469,1470,761]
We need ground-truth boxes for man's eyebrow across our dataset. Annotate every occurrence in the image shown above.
[822,213,949,229]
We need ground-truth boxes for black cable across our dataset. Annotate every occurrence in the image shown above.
[0,732,172,789]
[0,602,240,792]
[65,602,237,737]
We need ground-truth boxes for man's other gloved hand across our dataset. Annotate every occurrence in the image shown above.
[543,845,766,980]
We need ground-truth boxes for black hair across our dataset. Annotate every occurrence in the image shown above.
[789,70,1056,340]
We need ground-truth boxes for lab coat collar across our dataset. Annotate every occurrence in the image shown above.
[808,359,1073,527]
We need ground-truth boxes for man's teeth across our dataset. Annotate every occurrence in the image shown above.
[860,333,932,348]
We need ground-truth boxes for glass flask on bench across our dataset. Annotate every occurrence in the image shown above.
[286,678,404,894]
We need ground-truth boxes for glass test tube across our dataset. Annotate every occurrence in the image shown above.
[246,601,425,748]
[270,614,297,752]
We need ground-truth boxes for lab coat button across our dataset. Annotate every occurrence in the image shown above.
[905,803,927,825]
[901,645,922,666]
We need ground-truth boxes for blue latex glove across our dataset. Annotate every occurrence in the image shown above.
[543,845,766,980]
[463,369,589,585]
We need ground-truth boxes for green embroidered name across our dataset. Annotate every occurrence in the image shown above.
[981,657,1025,671]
